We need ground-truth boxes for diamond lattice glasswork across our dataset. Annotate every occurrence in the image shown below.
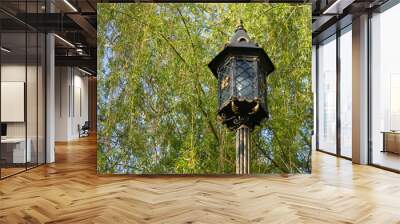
[235,58,256,99]
[217,57,233,107]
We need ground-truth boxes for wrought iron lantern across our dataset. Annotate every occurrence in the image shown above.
[208,21,274,174]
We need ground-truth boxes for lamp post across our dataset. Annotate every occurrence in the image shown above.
[208,21,275,174]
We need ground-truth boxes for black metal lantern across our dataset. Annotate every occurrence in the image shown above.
[208,21,274,174]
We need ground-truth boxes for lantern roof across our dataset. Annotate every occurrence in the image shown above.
[208,21,275,78]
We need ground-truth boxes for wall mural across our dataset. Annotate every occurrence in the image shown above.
[97,3,312,174]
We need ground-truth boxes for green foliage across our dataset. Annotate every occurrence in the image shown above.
[97,3,312,174]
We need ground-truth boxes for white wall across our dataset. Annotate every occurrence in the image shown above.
[71,72,89,138]
[1,82,25,122]
[1,63,46,164]
[55,67,89,141]
[1,64,25,81]
[55,66,69,141]
[1,65,40,137]
[1,64,26,138]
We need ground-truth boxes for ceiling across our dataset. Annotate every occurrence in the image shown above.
[312,0,390,43]
[0,0,97,75]
[1,0,396,74]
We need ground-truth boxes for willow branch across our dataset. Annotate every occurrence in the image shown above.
[255,141,288,173]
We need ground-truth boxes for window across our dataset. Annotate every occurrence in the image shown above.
[317,35,337,154]
[370,3,400,171]
[339,26,352,158]
[0,1,47,179]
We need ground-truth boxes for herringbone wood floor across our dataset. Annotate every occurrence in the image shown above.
[1,135,400,224]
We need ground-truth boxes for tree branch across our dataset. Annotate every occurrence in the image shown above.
[255,141,288,173]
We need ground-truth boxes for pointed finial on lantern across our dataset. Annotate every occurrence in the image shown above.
[235,19,246,32]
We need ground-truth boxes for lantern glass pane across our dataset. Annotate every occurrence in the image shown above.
[258,65,266,100]
[217,58,232,106]
[235,58,255,98]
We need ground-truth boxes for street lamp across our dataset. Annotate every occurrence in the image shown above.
[208,21,275,174]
